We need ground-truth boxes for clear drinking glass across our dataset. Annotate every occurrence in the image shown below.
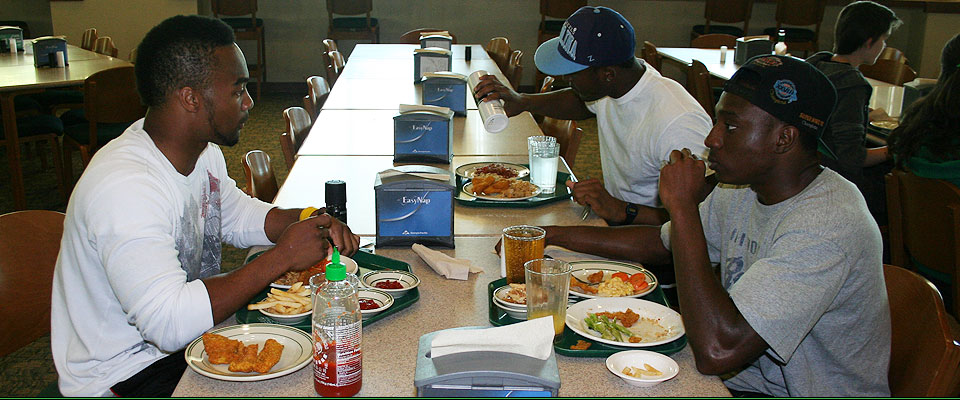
[524,258,572,340]
[528,136,559,194]
[501,225,546,284]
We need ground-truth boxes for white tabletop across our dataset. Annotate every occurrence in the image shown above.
[348,44,490,61]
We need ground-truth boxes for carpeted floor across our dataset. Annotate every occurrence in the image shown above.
[0,91,601,396]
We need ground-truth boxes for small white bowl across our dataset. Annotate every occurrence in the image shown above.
[492,286,526,310]
[496,302,527,319]
[258,307,311,325]
[360,270,420,298]
[606,350,680,387]
[358,288,394,320]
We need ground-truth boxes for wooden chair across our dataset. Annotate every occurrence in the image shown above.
[879,47,908,64]
[505,50,523,90]
[0,114,67,199]
[321,38,338,82]
[485,37,511,72]
[537,0,587,45]
[398,29,457,45]
[325,50,345,87]
[303,75,331,122]
[540,76,555,93]
[128,46,137,63]
[0,210,65,358]
[62,66,146,183]
[241,150,279,202]
[540,117,583,169]
[685,59,715,120]
[886,169,960,319]
[280,106,312,169]
[80,28,98,51]
[326,0,379,44]
[884,264,960,396]
[93,36,118,58]
[860,59,918,86]
[762,0,826,57]
[691,33,738,49]
[692,0,754,40]
[641,41,662,72]
[212,0,265,102]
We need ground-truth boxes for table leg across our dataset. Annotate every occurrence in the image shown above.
[1,92,25,210]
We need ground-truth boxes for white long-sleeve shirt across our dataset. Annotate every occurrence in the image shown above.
[51,119,274,396]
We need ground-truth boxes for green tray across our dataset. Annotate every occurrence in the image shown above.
[456,169,573,208]
[235,249,420,331]
[487,278,687,357]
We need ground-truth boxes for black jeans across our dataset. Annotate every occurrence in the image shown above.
[110,350,186,397]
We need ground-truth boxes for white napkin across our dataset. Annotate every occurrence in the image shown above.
[430,316,555,360]
[412,243,482,280]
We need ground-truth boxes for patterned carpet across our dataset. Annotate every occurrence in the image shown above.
[0,91,601,396]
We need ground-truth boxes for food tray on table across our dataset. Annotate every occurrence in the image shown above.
[235,248,420,331]
[456,168,573,208]
[487,278,687,357]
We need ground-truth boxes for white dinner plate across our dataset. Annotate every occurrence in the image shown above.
[455,162,529,179]
[567,260,658,299]
[565,297,684,348]
[461,182,542,201]
[185,323,312,382]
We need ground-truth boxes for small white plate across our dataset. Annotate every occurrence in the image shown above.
[567,260,658,299]
[455,162,529,179]
[492,285,526,310]
[258,308,311,325]
[497,302,527,319]
[269,255,359,290]
[606,350,680,387]
[565,297,684,348]
[359,288,394,320]
[184,323,312,382]
[462,182,542,201]
[360,270,420,298]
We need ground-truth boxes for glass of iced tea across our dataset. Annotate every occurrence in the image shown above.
[524,258,572,340]
[502,225,546,284]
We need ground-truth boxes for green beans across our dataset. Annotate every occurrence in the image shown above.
[584,313,633,342]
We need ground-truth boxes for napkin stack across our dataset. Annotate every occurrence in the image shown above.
[412,243,483,280]
[430,316,555,359]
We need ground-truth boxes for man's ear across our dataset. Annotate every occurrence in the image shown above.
[774,124,800,154]
[598,66,616,83]
[176,86,202,113]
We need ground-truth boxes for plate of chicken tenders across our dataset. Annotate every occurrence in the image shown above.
[185,323,312,381]
[462,173,541,201]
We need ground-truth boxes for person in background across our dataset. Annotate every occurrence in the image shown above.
[541,55,890,396]
[51,15,359,397]
[806,0,902,223]
[474,6,715,227]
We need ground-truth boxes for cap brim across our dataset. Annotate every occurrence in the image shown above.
[534,37,589,76]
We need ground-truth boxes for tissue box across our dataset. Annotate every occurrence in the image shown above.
[0,26,23,52]
[420,34,452,50]
[394,105,454,164]
[32,36,67,68]
[421,72,467,116]
[414,48,452,83]
[375,165,455,248]
[735,36,773,65]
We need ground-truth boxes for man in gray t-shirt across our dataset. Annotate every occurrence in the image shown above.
[542,55,890,396]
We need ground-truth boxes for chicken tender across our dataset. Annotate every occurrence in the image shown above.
[202,333,242,365]
[228,343,259,372]
[253,339,284,373]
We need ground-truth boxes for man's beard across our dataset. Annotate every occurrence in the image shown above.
[205,100,244,147]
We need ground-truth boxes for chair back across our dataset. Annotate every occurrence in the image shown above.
[94,36,118,58]
[540,76,555,93]
[505,50,523,89]
[81,28,98,51]
[211,0,258,17]
[321,39,338,81]
[303,75,331,121]
[399,29,457,44]
[83,66,146,149]
[705,0,753,25]
[540,0,586,19]
[860,59,918,86]
[485,37,511,72]
[241,150,279,202]
[327,0,372,15]
[326,0,377,43]
[326,50,345,86]
[0,210,65,358]
[686,60,715,119]
[886,169,960,318]
[885,264,960,396]
[281,107,312,169]
[775,0,825,27]
[879,47,907,64]
[540,117,584,169]
[641,41,662,72]
[128,47,137,63]
[691,33,738,49]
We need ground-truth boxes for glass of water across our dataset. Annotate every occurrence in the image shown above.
[528,136,559,194]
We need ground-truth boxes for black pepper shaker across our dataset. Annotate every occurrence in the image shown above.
[465,45,472,61]
[325,180,347,224]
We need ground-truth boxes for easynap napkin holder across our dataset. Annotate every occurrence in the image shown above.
[420,32,453,50]
[421,72,467,116]
[374,165,455,248]
[414,327,560,397]
[414,47,452,83]
[32,36,68,68]
[734,36,773,65]
[394,104,454,163]
[0,26,23,52]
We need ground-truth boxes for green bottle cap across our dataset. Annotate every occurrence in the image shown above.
[325,247,346,281]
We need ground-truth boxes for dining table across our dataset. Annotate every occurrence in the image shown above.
[0,44,131,210]
[172,43,731,397]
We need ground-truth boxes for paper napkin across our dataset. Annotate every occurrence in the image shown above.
[430,316,554,359]
[412,243,482,280]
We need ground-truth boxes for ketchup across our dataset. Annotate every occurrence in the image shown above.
[374,280,403,289]
[358,299,379,310]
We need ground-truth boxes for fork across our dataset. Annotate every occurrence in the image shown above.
[572,174,593,220]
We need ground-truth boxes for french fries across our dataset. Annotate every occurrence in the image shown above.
[247,282,312,315]
[623,363,663,378]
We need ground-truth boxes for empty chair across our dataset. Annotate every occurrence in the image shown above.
[692,0,754,40]
[884,264,960,396]
[860,59,918,85]
[641,41,662,72]
[321,38,338,82]
[691,33,738,49]
[212,0,265,102]
[0,114,67,199]
[879,47,907,64]
[303,75,331,121]
[80,28,98,51]
[762,0,827,56]
[504,50,523,89]
[540,117,584,169]
[485,37,511,72]
[94,36,118,58]
[241,150,279,202]
[280,106,312,169]
[325,50,345,87]
[537,0,587,45]
[398,28,457,44]
[327,0,379,44]
[685,60,715,119]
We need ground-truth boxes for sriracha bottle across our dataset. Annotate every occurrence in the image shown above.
[311,249,362,397]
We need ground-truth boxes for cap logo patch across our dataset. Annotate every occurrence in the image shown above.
[772,79,797,104]
[559,21,578,60]
[753,56,783,67]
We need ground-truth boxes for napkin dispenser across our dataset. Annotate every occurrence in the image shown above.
[414,48,452,83]
[375,165,455,248]
[420,33,453,50]
[0,26,23,52]
[421,72,467,116]
[415,328,561,397]
[394,104,454,163]
[32,36,68,67]
[734,36,773,65]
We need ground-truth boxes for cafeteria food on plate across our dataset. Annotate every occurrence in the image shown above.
[500,283,527,305]
[201,333,243,364]
[470,174,537,198]
[623,363,663,378]
[200,334,285,373]
[570,271,650,297]
[584,309,672,343]
[474,163,519,178]
[273,258,330,287]
[228,343,260,372]
[247,282,312,315]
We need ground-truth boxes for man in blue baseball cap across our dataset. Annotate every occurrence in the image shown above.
[474,6,713,227]
[539,55,891,396]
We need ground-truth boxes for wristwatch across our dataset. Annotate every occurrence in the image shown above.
[622,203,639,226]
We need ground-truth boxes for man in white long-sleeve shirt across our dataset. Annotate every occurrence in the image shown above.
[51,15,360,397]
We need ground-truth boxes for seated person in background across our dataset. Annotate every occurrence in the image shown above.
[474,6,714,227]
[542,55,890,396]
[806,0,902,223]
[51,15,360,397]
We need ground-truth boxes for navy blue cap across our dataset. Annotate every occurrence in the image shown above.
[534,6,636,76]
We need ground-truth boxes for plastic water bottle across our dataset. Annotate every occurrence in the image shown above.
[312,249,362,397]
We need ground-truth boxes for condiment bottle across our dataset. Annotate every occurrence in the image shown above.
[311,248,362,397]
[325,180,347,224]
[774,29,788,55]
